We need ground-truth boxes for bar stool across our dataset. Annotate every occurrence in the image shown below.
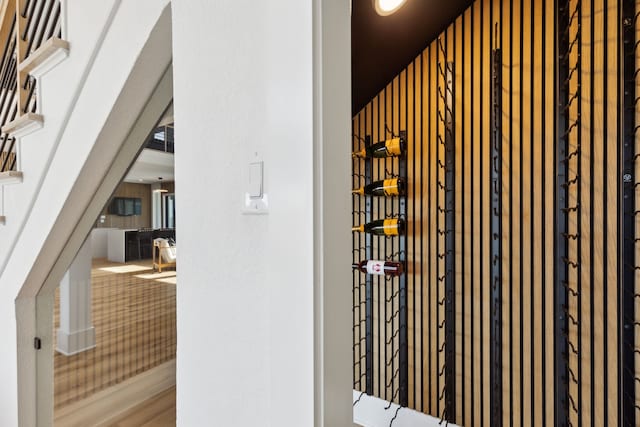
[136,229,154,260]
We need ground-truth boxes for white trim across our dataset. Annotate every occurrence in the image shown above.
[60,0,68,41]
[352,391,461,427]
[313,0,352,425]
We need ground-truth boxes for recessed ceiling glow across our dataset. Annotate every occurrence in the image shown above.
[375,0,407,16]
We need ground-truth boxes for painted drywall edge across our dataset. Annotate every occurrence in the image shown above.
[352,390,460,427]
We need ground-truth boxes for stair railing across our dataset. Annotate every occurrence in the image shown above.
[0,0,61,173]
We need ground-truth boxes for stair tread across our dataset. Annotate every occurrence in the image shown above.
[18,37,69,75]
[2,112,43,137]
[0,170,22,184]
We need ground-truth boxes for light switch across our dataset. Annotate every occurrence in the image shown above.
[248,161,263,199]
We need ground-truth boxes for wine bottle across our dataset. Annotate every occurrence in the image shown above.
[352,218,405,236]
[352,259,404,276]
[352,136,405,158]
[352,178,405,197]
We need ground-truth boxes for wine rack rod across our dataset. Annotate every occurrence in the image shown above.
[620,0,637,425]
[489,42,503,426]
[398,130,408,407]
[554,0,582,424]
[352,130,364,393]
[365,135,375,396]
[436,34,456,424]
[443,63,456,422]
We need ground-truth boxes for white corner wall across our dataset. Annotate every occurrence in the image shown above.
[172,0,351,426]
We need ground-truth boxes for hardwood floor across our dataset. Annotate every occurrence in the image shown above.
[104,386,176,427]
[53,258,176,414]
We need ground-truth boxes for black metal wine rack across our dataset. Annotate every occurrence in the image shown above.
[352,130,409,412]
[352,133,370,395]
[489,40,503,426]
[436,37,456,425]
[555,0,583,425]
[620,1,638,425]
[352,0,640,424]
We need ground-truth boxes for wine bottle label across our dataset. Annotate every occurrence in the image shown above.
[382,219,399,235]
[366,260,386,275]
[382,179,399,196]
[385,138,402,156]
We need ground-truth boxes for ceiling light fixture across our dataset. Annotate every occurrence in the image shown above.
[154,177,168,193]
[374,0,407,16]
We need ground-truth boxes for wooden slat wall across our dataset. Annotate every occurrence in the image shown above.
[98,182,152,230]
[352,0,639,425]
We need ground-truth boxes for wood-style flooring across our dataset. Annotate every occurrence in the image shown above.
[54,258,176,412]
[104,386,176,427]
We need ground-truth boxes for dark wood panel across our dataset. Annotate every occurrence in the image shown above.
[98,182,152,230]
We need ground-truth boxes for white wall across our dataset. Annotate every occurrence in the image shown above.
[172,0,351,426]
[90,228,114,259]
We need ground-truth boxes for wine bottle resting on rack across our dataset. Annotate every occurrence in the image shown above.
[352,136,405,158]
[352,218,405,236]
[352,259,404,276]
[352,178,406,197]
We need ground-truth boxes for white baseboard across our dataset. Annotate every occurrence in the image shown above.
[56,327,96,355]
[353,390,460,427]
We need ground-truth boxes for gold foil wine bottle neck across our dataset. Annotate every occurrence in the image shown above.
[352,149,366,158]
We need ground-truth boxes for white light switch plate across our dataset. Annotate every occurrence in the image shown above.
[243,153,268,215]
[248,161,263,198]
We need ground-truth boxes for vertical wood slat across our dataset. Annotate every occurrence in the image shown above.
[471,2,484,425]
[461,8,473,427]
[580,0,593,423]
[521,0,533,425]
[605,1,620,424]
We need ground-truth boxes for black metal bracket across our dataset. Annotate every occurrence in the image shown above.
[489,46,503,427]
[365,135,375,396]
[442,63,456,421]
[436,36,456,423]
[554,1,570,425]
[620,1,637,425]
[398,130,409,407]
